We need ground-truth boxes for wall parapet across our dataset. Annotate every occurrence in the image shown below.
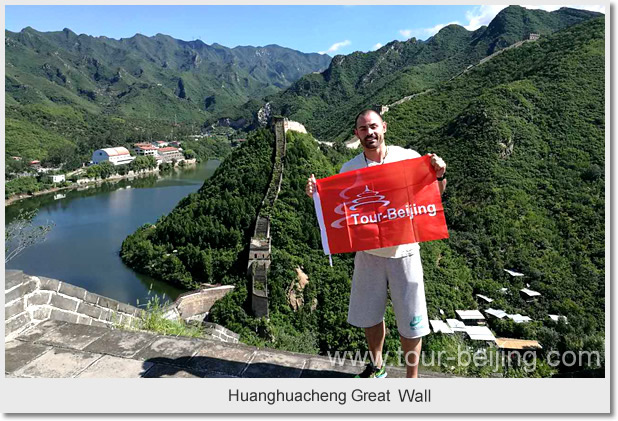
[5,270,143,340]
[5,270,239,344]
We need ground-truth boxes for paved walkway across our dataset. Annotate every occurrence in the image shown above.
[5,320,453,378]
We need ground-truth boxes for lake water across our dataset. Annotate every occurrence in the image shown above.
[5,160,220,307]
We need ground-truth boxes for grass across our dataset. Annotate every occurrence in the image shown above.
[117,291,206,338]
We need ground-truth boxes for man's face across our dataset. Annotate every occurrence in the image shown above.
[354,112,387,151]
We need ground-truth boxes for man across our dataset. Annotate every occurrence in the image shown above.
[305,109,447,378]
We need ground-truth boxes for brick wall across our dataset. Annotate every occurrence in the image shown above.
[5,270,143,340]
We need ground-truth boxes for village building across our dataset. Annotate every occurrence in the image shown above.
[476,294,493,304]
[29,160,41,168]
[456,309,486,326]
[504,269,524,277]
[507,313,532,323]
[464,326,496,342]
[485,308,508,319]
[46,174,66,184]
[520,287,541,301]
[157,146,184,163]
[92,147,135,166]
[134,143,159,157]
[430,320,453,334]
[446,319,467,333]
[495,338,541,351]
[528,33,540,41]
[548,314,568,324]
[151,140,169,148]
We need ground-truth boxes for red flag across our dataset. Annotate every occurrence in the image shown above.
[313,155,448,255]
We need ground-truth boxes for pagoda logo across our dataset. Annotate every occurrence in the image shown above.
[331,185,390,229]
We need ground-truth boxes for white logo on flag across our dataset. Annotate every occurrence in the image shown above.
[331,184,390,228]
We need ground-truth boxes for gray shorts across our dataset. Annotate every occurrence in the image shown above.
[347,251,430,339]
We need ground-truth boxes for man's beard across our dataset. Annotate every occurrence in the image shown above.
[362,135,382,150]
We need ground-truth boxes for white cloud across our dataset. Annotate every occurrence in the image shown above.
[399,29,413,38]
[464,5,508,30]
[318,40,351,55]
[372,43,383,50]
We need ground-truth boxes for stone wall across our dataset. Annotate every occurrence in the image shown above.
[5,270,240,344]
[247,117,297,318]
[5,270,143,340]
[203,322,240,343]
[173,285,235,319]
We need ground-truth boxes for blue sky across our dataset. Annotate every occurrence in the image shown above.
[5,4,605,56]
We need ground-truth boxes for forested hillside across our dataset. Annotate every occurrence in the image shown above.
[216,6,602,142]
[121,129,275,289]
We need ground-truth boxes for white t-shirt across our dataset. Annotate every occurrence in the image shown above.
[339,145,421,258]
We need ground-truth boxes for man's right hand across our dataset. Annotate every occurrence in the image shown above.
[305,174,317,197]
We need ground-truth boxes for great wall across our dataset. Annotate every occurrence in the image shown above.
[247,117,307,318]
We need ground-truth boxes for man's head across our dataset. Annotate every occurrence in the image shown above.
[354,109,387,151]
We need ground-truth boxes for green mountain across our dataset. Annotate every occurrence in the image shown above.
[6,27,331,118]
[216,6,602,142]
[121,15,605,377]
[5,28,330,166]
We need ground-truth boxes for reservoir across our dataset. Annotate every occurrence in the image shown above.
[5,160,220,307]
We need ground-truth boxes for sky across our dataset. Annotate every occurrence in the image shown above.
[5,4,606,56]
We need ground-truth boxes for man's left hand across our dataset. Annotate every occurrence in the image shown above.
[429,153,446,178]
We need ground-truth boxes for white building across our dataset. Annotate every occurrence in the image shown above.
[134,143,159,157]
[92,147,135,166]
[157,147,184,163]
[49,174,65,183]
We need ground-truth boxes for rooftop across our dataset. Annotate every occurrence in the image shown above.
[456,309,485,320]
[485,308,507,319]
[464,326,496,342]
[520,288,541,297]
[100,147,131,156]
[495,338,542,350]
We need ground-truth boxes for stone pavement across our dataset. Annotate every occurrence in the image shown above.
[5,320,454,378]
